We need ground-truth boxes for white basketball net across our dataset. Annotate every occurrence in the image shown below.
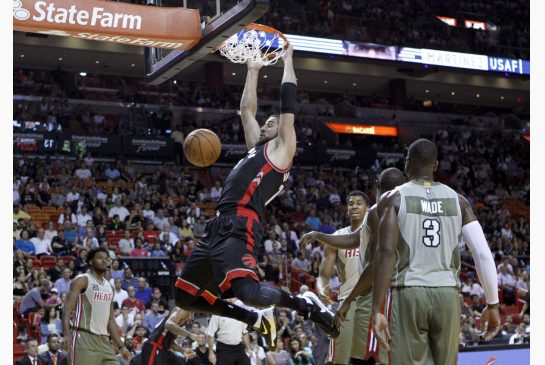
[219,29,286,66]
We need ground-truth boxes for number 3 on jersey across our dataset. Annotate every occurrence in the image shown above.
[422,219,441,247]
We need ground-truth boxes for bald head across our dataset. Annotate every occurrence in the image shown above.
[378,168,407,195]
[407,139,438,167]
[405,138,438,179]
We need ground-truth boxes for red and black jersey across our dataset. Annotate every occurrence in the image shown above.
[148,316,176,351]
[216,142,291,222]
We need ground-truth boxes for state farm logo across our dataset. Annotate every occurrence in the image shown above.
[14,0,142,30]
[13,0,30,20]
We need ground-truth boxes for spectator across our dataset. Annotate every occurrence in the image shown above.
[53,268,72,296]
[469,294,485,317]
[109,199,130,222]
[152,209,169,231]
[122,286,146,313]
[135,277,153,307]
[61,221,77,245]
[73,248,88,273]
[498,264,517,305]
[288,336,314,365]
[15,229,35,255]
[264,231,281,254]
[14,204,32,221]
[31,228,52,257]
[44,221,58,242]
[461,273,485,298]
[104,163,121,180]
[19,279,53,317]
[57,206,77,226]
[305,209,321,231]
[38,333,67,365]
[110,259,124,280]
[292,251,310,271]
[150,241,167,257]
[143,302,164,333]
[210,180,223,202]
[193,216,207,239]
[118,230,135,256]
[159,223,179,247]
[146,287,169,315]
[130,237,149,257]
[509,324,529,345]
[39,307,63,344]
[121,267,139,290]
[74,162,92,180]
[460,319,480,347]
[76,206,92,228]
[115,305,135,334]
[113,277,129,309]
[15,338,40,365]
[108,214,126,231]
[516,271,529,292]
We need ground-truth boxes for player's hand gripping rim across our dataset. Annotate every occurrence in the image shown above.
[372,312,391,352]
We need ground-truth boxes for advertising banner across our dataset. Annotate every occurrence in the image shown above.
[13,0,201,50]
[13,132,57,154]
[123,136,175,158]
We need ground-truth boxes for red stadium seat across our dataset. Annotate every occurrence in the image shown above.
[40,255,57,269]
[60,255,76,266]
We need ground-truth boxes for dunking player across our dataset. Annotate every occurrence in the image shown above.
[300,190,368,365]
[373,139,501,364]
[300,168,406,365]
[174,44,338,351]
[133,307,196,365]
[62,247,131,365]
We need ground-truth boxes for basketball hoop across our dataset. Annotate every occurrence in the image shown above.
[217,23,289,66]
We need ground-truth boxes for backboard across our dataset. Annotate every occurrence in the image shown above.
[145,0,269,85]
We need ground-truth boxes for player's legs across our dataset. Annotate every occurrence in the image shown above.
[69,330,118,365]
[326,300,356,364]
[389,287,433,365]
[356,290,392,365]
[428,287,460,365]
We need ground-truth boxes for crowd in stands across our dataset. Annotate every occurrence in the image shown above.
[13,112,529,362]
[259,0,529,59]
[119,0,530,59]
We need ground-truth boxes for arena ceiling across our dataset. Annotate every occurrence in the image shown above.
[14,31,529,110]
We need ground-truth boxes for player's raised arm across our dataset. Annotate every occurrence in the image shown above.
[276,44,297,160]
[240,59,263,150]
[300,228,361,249]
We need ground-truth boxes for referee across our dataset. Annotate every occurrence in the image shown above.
[207,299,251,365]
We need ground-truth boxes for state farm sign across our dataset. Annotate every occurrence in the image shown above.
[13,0,202,50]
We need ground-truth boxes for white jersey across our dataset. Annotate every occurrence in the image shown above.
[358,210,372,274]
[334,224,363,300]
[74,273,114,335]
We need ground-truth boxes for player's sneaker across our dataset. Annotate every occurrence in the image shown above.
[301,291,340,338]
[254,307,277,350]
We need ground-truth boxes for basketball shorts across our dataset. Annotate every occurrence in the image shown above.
[389,287,460,365]
[326,290,391,365]
[175,211,263,304]
[139,339,184,365]
[69,328,118,365]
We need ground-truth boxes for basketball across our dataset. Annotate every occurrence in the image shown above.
[183,128,222,167]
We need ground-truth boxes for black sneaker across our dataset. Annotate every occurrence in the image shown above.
[301,291,340,338]
[254,307,277,350]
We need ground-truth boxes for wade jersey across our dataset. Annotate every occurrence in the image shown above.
[74,273,114,336]
[334,225,363,300]
[393,181,463,288]
[216,142,291,222]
